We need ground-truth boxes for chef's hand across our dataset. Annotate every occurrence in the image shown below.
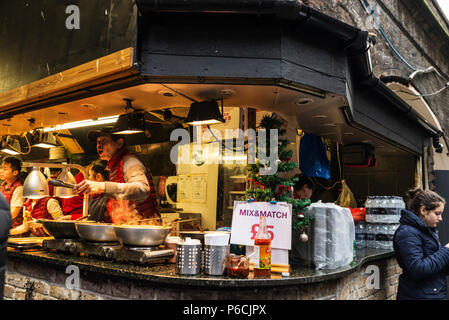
[73,180,106,194]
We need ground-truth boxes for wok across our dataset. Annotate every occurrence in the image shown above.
[38,219,80,239]
[113,225,172,247]
[75,222,118,242]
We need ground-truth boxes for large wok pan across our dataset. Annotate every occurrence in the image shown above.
[113,225,172,247]
[38,219,80,239]
[75,222,118,242]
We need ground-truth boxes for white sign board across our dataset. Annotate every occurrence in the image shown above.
[230,201,292,250]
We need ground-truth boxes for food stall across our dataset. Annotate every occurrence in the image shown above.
[0,1,442,300]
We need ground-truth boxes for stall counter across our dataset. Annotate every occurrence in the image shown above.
[4,248,400,300]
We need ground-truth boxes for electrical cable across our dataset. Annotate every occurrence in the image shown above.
[360,0,417,71]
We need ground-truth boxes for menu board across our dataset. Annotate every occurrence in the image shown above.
[177,175,191,201]
[191,175,207,202]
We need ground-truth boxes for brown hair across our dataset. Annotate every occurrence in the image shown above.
[406,187,445,216]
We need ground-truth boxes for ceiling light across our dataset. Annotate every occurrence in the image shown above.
[30,130,57,148]
[186,100,225,126]
[113,111,157,137]
[0,136,21,155]
[295,98,314,105]
[43,115,119,132]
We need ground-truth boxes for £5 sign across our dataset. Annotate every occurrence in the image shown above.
[230,201,292,250]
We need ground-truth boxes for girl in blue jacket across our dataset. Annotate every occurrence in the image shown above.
[393,187,449,300]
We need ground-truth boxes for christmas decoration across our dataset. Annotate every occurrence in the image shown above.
[245,114,313,240]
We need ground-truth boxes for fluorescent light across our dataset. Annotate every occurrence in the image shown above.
[43,115,119,132]
[33,143,56,149]
[1,148,20,155]
[188,120,224,126]
[114,129,144,134]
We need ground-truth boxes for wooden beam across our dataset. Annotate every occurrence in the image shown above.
[0,47,136,112]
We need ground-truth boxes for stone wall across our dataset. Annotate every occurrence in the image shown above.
[4,255,400,300]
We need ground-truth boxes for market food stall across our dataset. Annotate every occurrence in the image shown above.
[0,1,442,300]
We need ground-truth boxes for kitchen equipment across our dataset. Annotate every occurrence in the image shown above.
[75,222,118,242]
[176,237,202,275]
[165,236,181,263]
[54,168,77,198]
[204,244,229,276]
[204,232,230,246]
[179,231,205,247]
[8,237,53,250]
[38,219,80,239]
[42,238,174,264]
[113,225,172,247]
[48,179,76,189]
[23,167,50,199]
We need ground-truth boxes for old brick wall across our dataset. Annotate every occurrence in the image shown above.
[5,255,400,300]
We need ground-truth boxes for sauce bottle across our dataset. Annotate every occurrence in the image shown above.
[253,215,271,278]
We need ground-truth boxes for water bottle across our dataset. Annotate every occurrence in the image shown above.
[355,221,365,249]
[375,224,388,249]
[365,196,374,215]
[365,223,375,248]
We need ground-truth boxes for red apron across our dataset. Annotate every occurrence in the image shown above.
[0,177,23,228]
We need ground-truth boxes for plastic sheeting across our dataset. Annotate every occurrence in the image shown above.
[309,201,355,270]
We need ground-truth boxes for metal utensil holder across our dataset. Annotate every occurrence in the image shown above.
[176,243,202,275]
[204,244,229,276]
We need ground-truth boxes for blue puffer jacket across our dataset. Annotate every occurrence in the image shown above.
[393,209,449,300]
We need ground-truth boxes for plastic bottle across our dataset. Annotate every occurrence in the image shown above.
[355,221,365,249]
[365,223,374,248]
[254,215,271,278]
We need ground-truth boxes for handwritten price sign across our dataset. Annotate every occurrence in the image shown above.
[230,201,292,250]
[250,224,274,241]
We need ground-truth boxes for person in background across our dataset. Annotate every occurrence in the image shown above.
[73,128,160,224]
[393,187,449,300]
[9,195,65,237]
[293,174,315,200]
[47,168,61,197]
[59,170,85,220]
[0,157,24,229]
[87,160,109,222]
[0,193,10,300]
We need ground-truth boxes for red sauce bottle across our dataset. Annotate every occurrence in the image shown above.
[253,215,271,278]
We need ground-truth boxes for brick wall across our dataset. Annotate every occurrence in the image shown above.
[4,255,400,300]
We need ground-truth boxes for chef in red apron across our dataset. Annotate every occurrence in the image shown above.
[0,157,24,228]
[73,128,160,224]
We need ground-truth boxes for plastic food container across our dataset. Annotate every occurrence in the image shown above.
[165,236,181,263]
[204,232,230,246]
[226,254,250,278]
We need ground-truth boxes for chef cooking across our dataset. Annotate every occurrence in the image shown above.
[72,128,160,224]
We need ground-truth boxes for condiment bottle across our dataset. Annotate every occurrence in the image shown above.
[253,215,271,278]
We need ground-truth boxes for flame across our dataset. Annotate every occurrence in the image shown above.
[109,199,161,226]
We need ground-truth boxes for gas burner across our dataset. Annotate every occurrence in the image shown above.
[123,245,165,252]
[42,238,174,265]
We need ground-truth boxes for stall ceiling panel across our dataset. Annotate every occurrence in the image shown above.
[0,0,137,94]
[138,12,347,96]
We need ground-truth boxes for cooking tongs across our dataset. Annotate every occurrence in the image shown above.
[48,179,76,189]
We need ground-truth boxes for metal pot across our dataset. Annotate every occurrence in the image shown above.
[113,225,172,247]
[75,222,118,242]
[38,219,80,239]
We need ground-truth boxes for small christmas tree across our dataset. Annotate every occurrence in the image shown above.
[246,114,312,234]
